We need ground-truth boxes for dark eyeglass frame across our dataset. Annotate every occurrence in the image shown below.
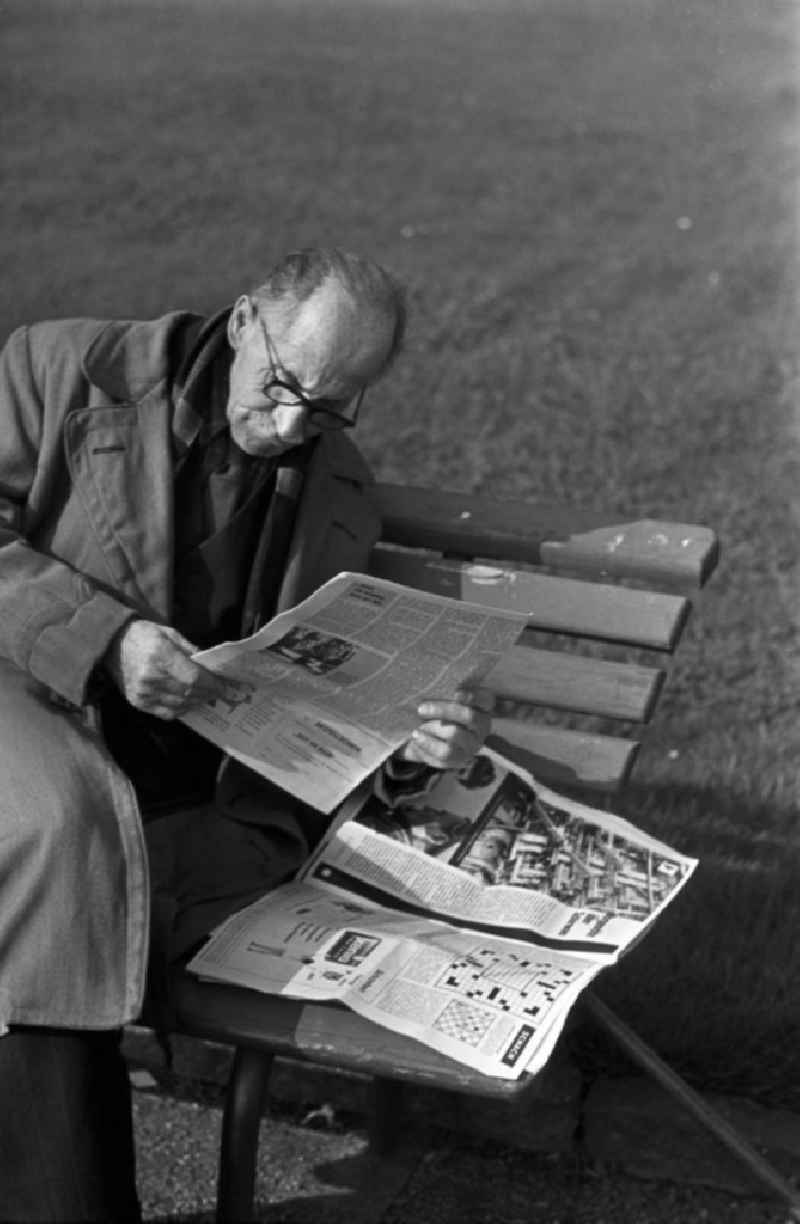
[257,315,365,431]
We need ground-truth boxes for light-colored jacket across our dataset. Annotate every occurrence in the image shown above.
[0,313,381,1030]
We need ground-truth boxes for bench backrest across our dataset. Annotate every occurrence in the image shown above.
[368,484,720,796]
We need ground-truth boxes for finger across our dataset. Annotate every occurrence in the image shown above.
[152,647,224,696]
[159,649,203,689]
[409,725,483,768]
[150,680,220,713]
[138,655,208,695]
[416,700,488,731]
[397,738,425,765]
[415,718,462,742]
[406,730,452,767]
[456,686,495,714]
[124,686,183,719]
[415,712,492,751]
[147,703,181,722]
[169,669,244,716]
[159,625,201,657]
[400,724,488,770]
[189,666,235,701]
[142,683,215,718]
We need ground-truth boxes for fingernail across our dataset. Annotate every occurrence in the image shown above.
[417,704,433,716]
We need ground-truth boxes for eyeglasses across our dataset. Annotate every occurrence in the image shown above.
[257,315,365,431]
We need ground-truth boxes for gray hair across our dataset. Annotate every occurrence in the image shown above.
[251,247,407,379]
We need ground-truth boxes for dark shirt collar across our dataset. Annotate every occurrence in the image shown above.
[171,306,233,458]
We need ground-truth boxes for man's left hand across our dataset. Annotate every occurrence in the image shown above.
[397,688,494,771]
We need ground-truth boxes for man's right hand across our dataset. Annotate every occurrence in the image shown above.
[103,619,231,720]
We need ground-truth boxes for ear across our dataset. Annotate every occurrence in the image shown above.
[227,294,257,350]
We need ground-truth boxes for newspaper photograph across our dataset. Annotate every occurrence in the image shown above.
[303,748,698,961]
[188,749,697,1079]
[188,880,602,1079]
[180,573,528,812]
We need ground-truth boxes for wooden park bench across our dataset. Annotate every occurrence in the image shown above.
[169,484,800,1222]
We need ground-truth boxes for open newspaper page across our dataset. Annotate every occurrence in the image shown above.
[187,878,603,1079]
[188,749,697,1079]
[180,573,528,813]
[303,747,698,963]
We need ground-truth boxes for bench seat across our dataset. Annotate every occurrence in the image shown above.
[174,971,535,1099]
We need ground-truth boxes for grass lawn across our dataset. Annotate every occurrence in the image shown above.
[2,0,800,1103]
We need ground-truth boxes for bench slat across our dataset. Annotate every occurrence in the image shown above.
[173,974,533,1100]
[491,644,663,722]
[488,724,638,793]
[374,484,719,589]
[369,548,689,651]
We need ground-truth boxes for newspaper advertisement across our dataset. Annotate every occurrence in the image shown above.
[180,572,528,813]
[304,747,698,963]
[188,749,697,1079]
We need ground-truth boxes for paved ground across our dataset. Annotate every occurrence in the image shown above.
[131,1073,800,1224]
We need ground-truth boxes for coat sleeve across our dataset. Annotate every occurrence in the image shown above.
[0,326,136,706]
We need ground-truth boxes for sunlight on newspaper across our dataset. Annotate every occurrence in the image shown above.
[188,748,697,1080]
[180,573,529,813]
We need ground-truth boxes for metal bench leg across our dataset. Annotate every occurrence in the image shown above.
[584,992,800,1220]
[368,1077,405,1154]
[217,1046,274,1224]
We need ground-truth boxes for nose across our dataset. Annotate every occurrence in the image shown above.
[274,401,313,443]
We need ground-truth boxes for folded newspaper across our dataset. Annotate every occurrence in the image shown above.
[188,747,698,1080]
[181,571,529,813]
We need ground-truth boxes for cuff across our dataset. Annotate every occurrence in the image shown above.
[28,592,138,708]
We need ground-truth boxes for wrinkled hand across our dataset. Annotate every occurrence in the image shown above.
[104,619,231,720]
[398,687,494,771]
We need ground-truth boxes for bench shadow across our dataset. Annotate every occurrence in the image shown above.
[564,778,800,1102]
[144,1133,427,1224]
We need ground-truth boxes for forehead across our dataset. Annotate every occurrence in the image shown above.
[278,280,395,391]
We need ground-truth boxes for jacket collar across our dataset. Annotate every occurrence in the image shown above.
[275,428,375,614]
[81,311,205,403]
[307,426,374,486]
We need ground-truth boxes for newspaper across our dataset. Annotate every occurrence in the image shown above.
[188,748,698,1079]
[180,572,528,813]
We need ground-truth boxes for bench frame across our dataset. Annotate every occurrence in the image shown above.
[165,485,800,1221]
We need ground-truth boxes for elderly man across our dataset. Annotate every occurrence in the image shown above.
[0,248,491,1222]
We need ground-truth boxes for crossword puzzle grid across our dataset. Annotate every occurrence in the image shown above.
[439,950,579,1019]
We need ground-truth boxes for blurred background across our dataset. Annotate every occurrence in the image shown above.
[2,0,799,1104]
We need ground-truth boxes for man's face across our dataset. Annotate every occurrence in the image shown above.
[226,279,396,457]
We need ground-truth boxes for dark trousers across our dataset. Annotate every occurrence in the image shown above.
[0,1026,141,1223]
